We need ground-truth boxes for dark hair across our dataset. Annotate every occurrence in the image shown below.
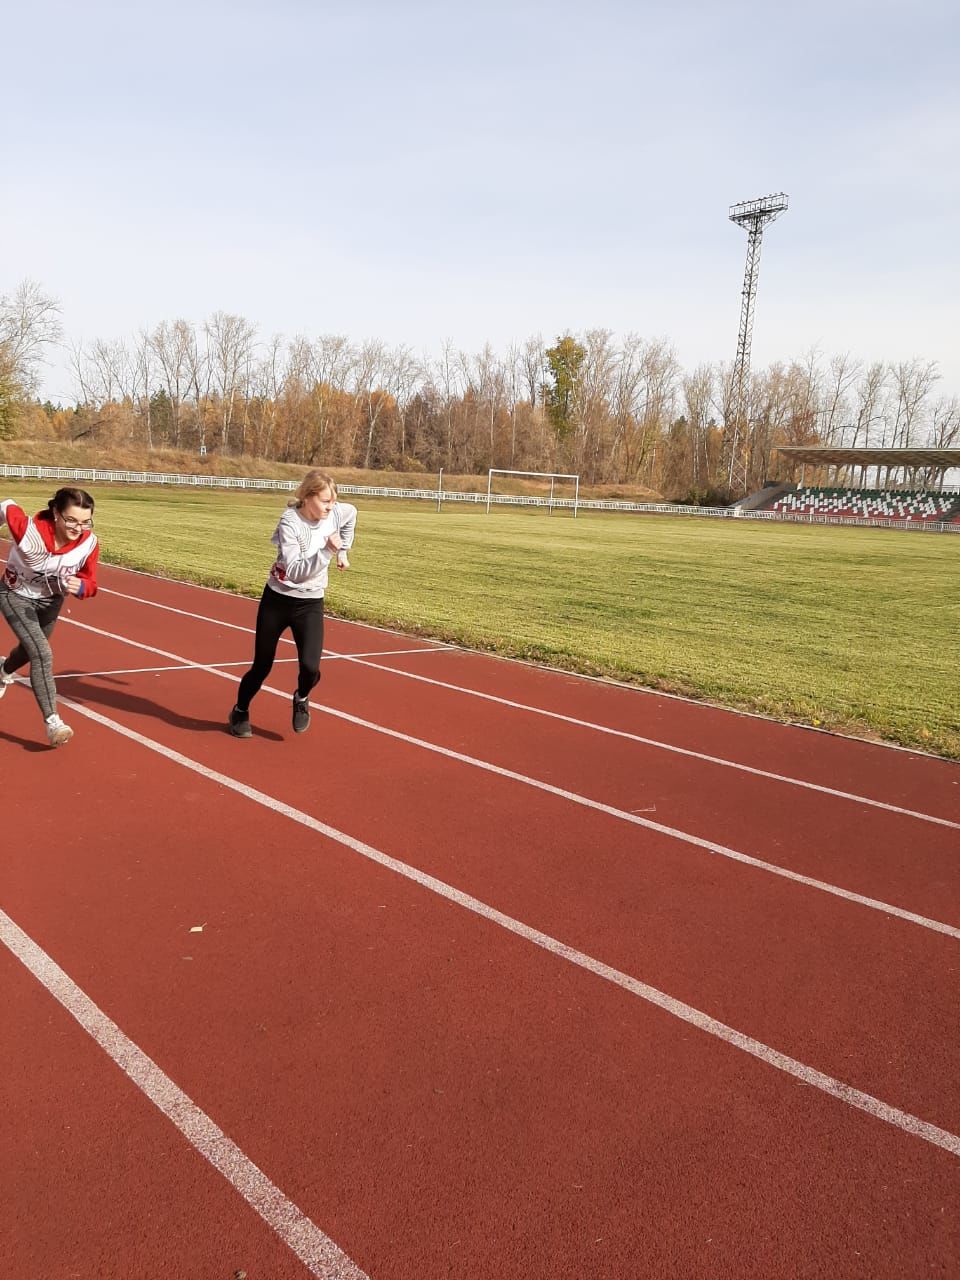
[47,487,95,516]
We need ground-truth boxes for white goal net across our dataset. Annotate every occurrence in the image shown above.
[485,469,580,517]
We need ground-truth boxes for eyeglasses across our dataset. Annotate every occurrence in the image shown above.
[59,514,94,533]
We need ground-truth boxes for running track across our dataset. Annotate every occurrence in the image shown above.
[1,559,958,1279]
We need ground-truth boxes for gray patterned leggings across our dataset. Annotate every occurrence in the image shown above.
[0,586,64,720]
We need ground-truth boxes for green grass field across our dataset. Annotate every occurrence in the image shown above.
[4,481,959,757]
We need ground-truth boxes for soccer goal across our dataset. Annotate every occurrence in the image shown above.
[485,469,581,517]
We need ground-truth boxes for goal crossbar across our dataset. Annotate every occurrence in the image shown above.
[486,469,580,517]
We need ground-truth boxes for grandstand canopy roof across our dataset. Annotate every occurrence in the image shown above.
[775,446,960,469]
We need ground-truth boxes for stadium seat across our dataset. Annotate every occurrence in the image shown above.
[768,487,960,523]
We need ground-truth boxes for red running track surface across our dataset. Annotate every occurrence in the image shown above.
[1,560,958,1279]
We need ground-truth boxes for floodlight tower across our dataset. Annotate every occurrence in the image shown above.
[724,191,789,493]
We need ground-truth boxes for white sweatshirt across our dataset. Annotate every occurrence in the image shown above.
[266,502,357,599]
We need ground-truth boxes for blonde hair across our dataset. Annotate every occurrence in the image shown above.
[289,469,338,508]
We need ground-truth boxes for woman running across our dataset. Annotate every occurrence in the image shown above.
[0,487,100,747]
[229,469,356,738]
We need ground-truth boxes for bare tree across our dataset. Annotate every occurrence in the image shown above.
[459,343,506,469]
[504,343,524,467]
[305,334,355,464]
[644,340,680,486]
[315,334,355,391]
[888,358,940,449]
[205,311,257,452]
[250,334,287,459]
[261,336,308,462]
[926,396,960,487]
[352,339,389,468]
[682,364,716,490]
[149,319,194,448]
[388,344,422,462]
[70,341,96,407]
[850,361,888,448]
[74,337,132,407]
[820,352,862,446]
[132,330,156,448]
[435,339,461,470]
[930,396,960,449]
[183,324,211,453]
[609,334,648,482]
[520,335,545,409]
[575,329,616,481]
[0,279,62,395]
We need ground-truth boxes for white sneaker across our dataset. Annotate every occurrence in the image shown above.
[0,661,14,698]
[45,714,74,747]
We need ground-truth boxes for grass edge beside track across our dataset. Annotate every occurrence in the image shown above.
[3,480,958,760]
[99,553,959,763]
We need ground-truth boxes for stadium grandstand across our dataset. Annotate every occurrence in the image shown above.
[772,487,959,522]
[760,447,960,526]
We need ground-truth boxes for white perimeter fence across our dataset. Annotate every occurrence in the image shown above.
[2,463,959,534]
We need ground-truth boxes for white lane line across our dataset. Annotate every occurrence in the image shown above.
[328,647,456,660]
[0,908,369,1280]
[336,657,960,831]
[58,618,960,941]
[212,658,296,667]
[57,665,191,678]
[98,568,459,643]
[45,697,960,1162]
[54,660,300,680]
[97,587,960,832]
[99,588,453,663]
[10,550,960,766]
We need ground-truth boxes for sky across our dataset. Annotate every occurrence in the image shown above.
[5,0,959,404]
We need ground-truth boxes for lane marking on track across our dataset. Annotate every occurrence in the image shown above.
[99,588,453,663]
[44,697,960,1161]
[57,617,960,941]
[97,567,461,645]
[93,560,948,763]
[0,908,370,1280]
[97,586,960,831]
[329,647,456,659]
[5,545,957,765]
[55,660,299,679]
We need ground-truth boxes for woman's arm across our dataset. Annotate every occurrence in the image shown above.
[273,515,331,585]
[68,542,100,598]
[328,503,357,569]
[334,502,358,550]
[0,500,50,570]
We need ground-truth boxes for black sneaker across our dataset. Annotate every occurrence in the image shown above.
[292,695,311,733]
[229,705,252,738]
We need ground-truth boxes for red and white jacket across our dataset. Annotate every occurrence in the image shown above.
[1,500,99,601]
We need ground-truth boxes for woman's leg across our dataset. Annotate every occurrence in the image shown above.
[289,597,325,699]
[3,595,64,673]
[235,587,291,711]
[0,590,63,720]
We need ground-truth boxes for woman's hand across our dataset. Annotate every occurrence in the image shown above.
[336,550,350,571]
[326,532,344,551]
[64,576,83,596]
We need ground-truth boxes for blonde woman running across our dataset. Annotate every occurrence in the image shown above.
[229,470,356,738]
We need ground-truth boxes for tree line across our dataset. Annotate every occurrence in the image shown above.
[4,283,958,498]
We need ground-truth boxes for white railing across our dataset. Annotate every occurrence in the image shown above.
[2,463,958,532]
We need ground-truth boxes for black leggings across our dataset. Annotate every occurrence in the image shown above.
[236,586,325,709]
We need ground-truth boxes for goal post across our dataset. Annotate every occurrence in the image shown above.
[485,469,581,517]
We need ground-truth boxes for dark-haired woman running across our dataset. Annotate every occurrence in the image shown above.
[0,486,99,747]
